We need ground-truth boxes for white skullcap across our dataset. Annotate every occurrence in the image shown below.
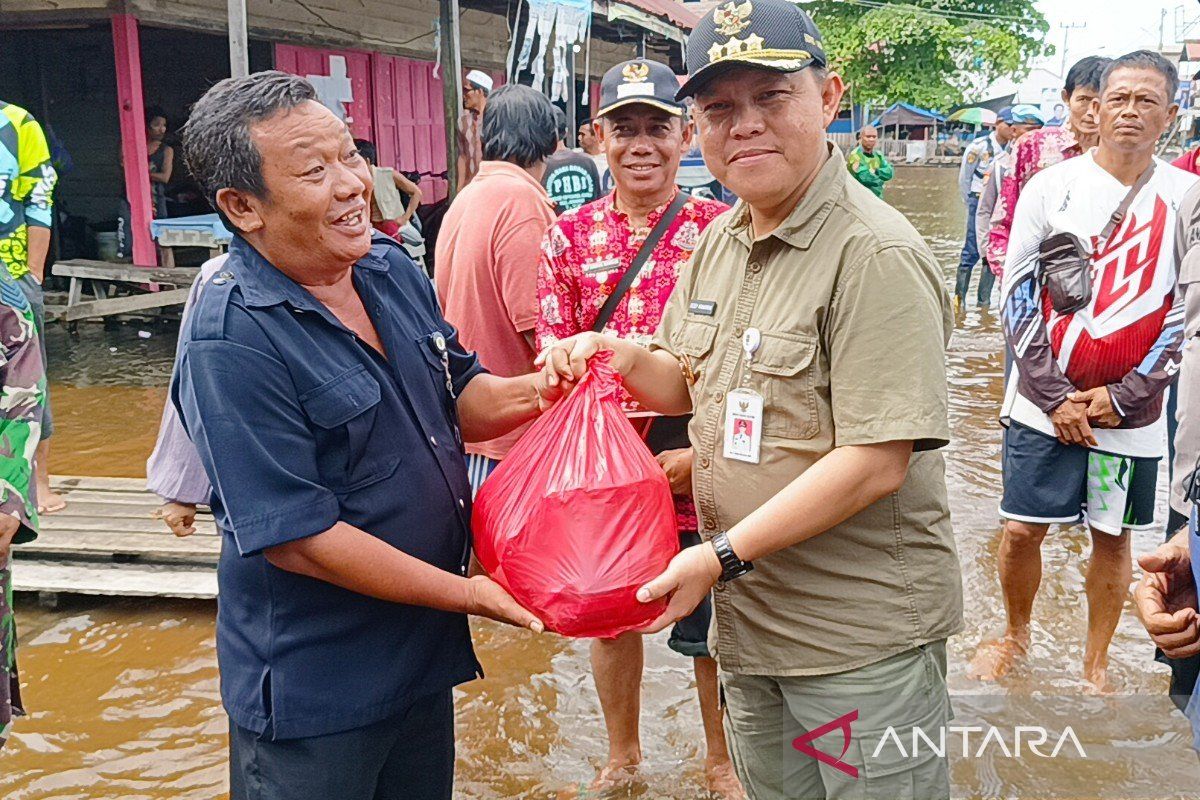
[465,70,494,93]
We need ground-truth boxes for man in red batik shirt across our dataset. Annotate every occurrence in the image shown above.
[535,59,741,798]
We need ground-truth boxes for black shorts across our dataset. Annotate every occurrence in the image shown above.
[668,531,713,659]
[1000,422,1158,535]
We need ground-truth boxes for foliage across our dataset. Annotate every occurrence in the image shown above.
[803,0,1053,110]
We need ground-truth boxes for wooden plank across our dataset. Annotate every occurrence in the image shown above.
[36,515,217,535]
[62,288,192,322]
[19,530,220,563]
[12,561,217,600]
[37,493,169,511]
[38,500,209,518]
[52,260,200,286]
[52,475,153,492]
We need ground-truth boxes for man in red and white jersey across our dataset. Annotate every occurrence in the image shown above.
[973,50,1198,691]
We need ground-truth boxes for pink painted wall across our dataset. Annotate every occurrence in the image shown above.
[370,55,449,203]
[273,44,375,143]
[275,44,452,203]
[111,14,157,266]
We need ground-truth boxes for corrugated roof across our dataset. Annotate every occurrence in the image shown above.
[614,0,701,31]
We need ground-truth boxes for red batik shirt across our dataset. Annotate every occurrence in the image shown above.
[536,189,728,532]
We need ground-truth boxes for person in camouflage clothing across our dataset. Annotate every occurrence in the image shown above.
[0,268,44,748]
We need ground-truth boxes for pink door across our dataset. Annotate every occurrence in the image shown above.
[274,44,374,143]
[370,54,450,203]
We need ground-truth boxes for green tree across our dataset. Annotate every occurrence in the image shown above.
[804,0,1053,109]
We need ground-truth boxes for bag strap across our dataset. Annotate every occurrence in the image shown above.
[592,191,690,333]
[1098,163,1156,251]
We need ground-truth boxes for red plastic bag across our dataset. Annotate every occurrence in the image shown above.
[472,352,678,638]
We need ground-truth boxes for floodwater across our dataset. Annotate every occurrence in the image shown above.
[3,166,1200,798]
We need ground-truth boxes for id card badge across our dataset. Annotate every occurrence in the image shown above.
[723,388,763,464]
[724,327,765,464]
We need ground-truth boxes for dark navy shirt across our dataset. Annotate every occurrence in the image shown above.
[173,234,484,740]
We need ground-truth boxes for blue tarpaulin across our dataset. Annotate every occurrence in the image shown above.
[869,102,946,129]
[150,213,232,244]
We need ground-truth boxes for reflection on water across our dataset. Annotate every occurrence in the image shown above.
[3,166,1199,798]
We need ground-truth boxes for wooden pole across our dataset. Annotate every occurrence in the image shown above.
[227,0,249,78]
[111,14,157,267]
[439,0,463,198]
[567,44,577,146]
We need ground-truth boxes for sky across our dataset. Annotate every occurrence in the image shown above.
[1034,0,1200,75]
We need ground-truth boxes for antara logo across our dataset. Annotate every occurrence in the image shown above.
[792,710,1089,778]
[1090,196,1167,319]
[792,710,859,778]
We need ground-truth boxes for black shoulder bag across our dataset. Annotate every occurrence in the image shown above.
[592,191,691,453]
[591,191,690,334]
[1038,164,1155,315]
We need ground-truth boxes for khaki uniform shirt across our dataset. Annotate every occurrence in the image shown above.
[651,146,963,676]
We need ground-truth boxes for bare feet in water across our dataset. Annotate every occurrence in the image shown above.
[705,758,746,799]
[968,631,1030,681]
[592,760,639,790]
[554,759,640,799]
[1083,653,1114,694]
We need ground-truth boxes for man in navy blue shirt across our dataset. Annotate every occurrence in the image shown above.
[176,71,553,800]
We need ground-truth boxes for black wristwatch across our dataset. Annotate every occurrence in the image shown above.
[710,532,753,582]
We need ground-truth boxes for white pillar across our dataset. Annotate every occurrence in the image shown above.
[228,0,249,78]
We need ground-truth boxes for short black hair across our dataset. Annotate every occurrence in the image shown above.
[146,105,168,126]
[1064,56,1112,96]
[1101,50,1179,101]
[183,70,318,209]
[354,138,377,165]
[481,84,558,167]
[552,106,568,142]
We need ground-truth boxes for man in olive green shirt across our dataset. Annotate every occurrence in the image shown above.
[538,2,961,798]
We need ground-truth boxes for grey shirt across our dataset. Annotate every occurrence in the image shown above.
[1172,182,1200,519]
[145,255,226,505]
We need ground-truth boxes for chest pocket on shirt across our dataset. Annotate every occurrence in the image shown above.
[675,318,718,394]
[748,331,819,439]
[299,365,395,493]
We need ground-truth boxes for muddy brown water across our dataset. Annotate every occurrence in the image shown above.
[3,166,1200,798]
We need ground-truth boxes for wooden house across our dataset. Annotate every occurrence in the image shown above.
[1,0,696,266]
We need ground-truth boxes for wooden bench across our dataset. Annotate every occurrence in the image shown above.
[50,259,199,323]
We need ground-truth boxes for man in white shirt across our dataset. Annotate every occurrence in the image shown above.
[972,50,1197,691]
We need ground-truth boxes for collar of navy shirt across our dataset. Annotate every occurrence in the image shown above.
[225,233,394,336]
[228,233,390,305]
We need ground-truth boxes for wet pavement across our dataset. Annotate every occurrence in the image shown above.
[2,166,1198,798]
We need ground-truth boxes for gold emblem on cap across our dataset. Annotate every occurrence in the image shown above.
[622,62,651,83]
[713,0,753,37]
[707,33,767,63]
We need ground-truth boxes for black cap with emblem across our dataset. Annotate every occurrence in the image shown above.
[598,59,686,118]
[677,0,827,101]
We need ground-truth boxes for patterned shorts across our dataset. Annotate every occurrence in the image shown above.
[1000,422,1158,536]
